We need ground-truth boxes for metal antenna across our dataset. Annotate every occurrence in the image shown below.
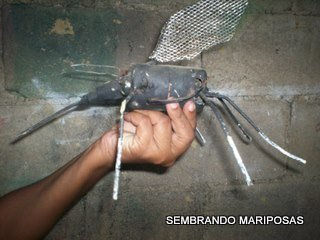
[62,64,120,83]
[200,93,253,186]
[11,101,81,144]
[70,64,119,77]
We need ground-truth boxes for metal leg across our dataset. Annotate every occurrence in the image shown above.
[207,92,306,164]
[200,93,253,186]
[218,98,252,144]
[195,127,206,146]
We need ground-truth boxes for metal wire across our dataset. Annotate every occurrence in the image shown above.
[113,93,134,200]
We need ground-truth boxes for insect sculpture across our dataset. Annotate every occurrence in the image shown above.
[12,0,306,200]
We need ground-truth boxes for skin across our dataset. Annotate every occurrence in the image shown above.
[0,101,196,240]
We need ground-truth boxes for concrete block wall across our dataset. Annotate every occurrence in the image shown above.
[0,0,319,239]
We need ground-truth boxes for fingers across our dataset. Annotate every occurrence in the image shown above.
[135,110,168,125]
[134,110,172,142]
[109,103,196,167]
[123,121,136,134]
[166,101,196,155]
[135,110,173,162]
[124,112,153,146]
[183,100,197,129]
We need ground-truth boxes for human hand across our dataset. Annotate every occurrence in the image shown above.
[94,100,196,169]
[122,100,196,166]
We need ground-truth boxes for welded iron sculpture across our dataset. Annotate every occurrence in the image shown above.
[12,0,306,200]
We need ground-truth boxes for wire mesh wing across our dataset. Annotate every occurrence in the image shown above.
[150,0,248,63]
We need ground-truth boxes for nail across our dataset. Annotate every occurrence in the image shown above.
[188,101,195,112]
[169,103,179,109]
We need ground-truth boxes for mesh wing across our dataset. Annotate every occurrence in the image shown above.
[150,0,248,63]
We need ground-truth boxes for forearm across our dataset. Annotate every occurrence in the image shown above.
[0,141,113,240]
[0,104,195,239]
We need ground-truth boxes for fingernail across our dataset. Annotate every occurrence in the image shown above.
[169,103,179,110]
[188,102,195,112]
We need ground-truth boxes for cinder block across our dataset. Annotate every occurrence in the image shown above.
[202,14,320,97]
[2,5,121,99]
[46,180,320,239]
[247,0,295,14]
[292,0,320,16]
[114,7,202,70]
[47,196,88,239]
[287,97,320,178]
[118,0,320,16]
[115,9,171,69]
[0,9,4,93]
[248,0,320,16]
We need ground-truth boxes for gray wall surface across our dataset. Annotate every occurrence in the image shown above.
[0,0,319,239]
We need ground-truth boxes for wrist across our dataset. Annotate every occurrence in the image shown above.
[82,130,117,173]
[66,144,113,197]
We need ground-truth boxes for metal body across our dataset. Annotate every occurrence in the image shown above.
[127,64,207,111]
[12,64,207,143]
